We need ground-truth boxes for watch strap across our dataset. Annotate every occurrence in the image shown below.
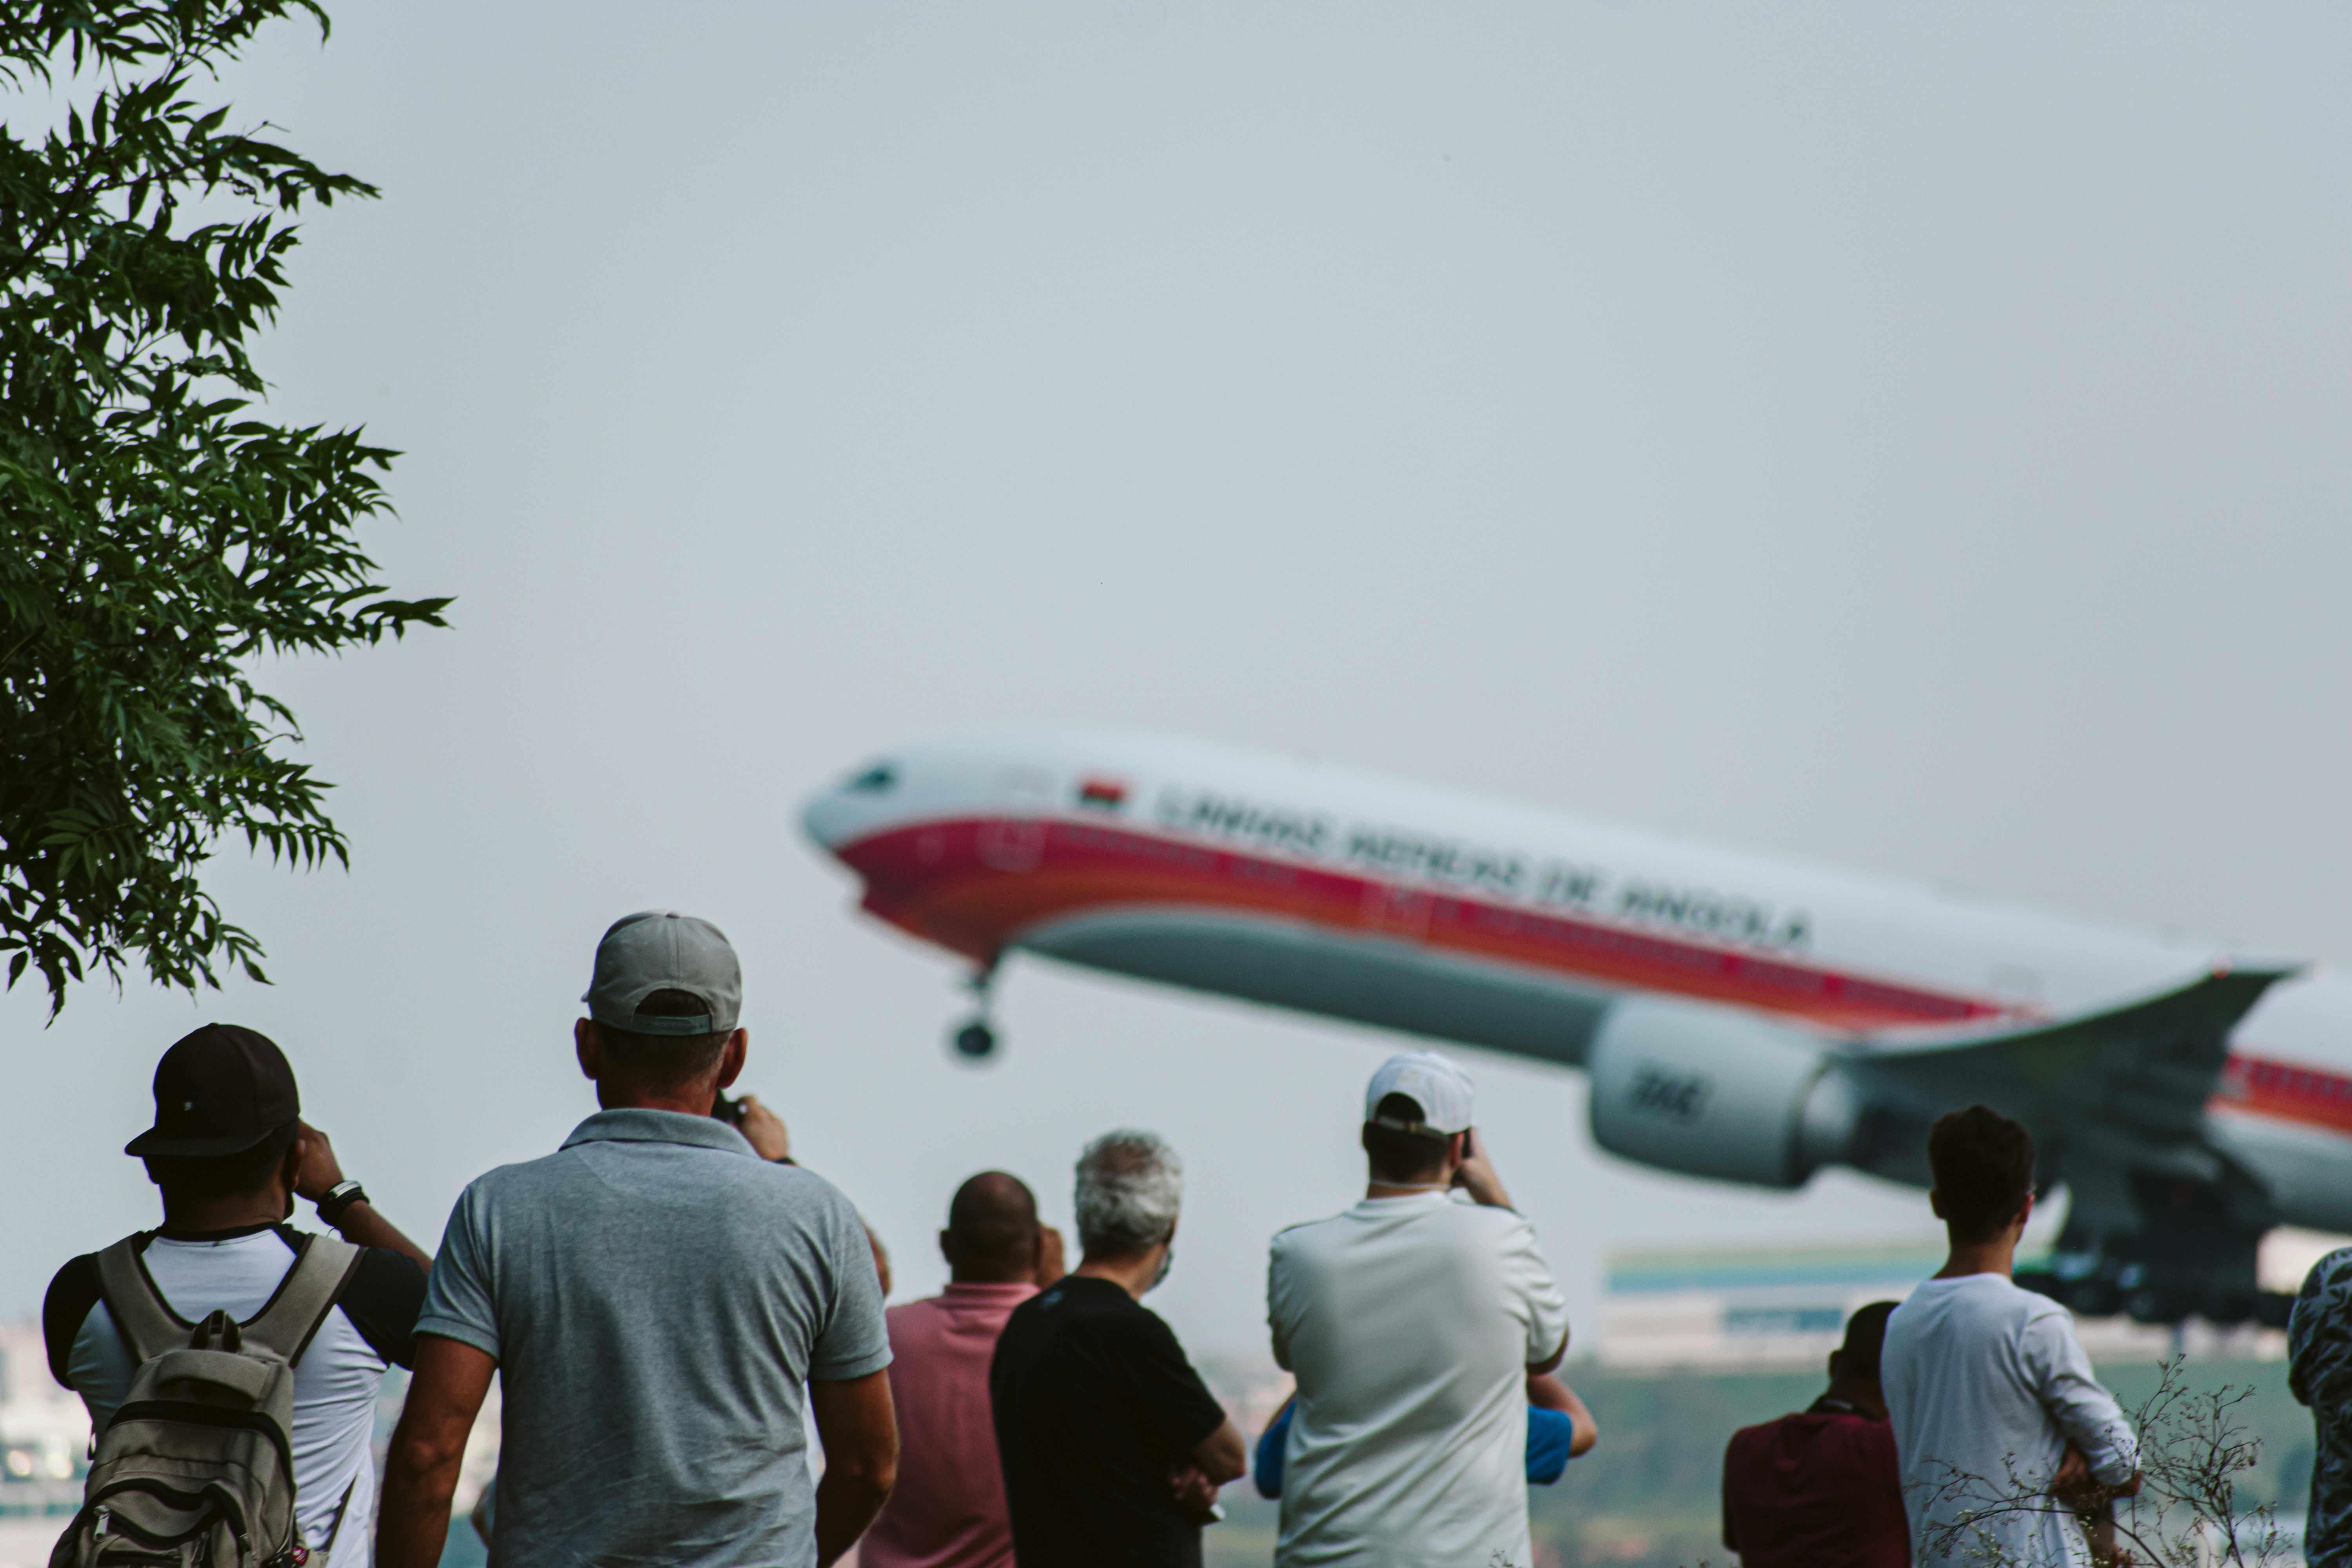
[316,1180,368,1227]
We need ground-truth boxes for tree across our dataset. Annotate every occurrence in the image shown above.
[0,0,445,1018]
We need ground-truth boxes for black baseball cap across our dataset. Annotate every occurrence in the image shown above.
[124,1025,301,1158]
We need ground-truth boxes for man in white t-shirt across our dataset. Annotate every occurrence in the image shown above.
[1266,1049,1571,1568]
[43,1025,433,1568]
[1881,1104,2140,1568]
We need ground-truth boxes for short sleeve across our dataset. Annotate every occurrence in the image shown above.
[1266,1233,1299,1372]
[42,1254,102,1388]
[1498,1212,1571,1365]
[340,1248,428,1369]
[1117,1312,1229,1458]
[415,1185,503,1360]
[808,1196,891,1382]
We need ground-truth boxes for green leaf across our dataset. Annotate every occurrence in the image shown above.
[0,0,444,1021]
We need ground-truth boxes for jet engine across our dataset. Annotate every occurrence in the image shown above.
[1585,998,1862,1189]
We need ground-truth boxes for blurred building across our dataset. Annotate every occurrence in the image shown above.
[1599,1237,2313,1370]
[0,1323,86,1568]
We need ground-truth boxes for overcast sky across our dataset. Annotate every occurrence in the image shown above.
[6,1,2350,1357]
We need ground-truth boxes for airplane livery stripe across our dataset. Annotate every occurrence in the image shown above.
[835,813,2350,1142]
[835,814,2005,1031]
[2218,1054,2352,1137]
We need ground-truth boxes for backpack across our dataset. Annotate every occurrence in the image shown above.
[50,1232,364,1568]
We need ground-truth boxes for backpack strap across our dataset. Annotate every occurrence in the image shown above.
[93,1235,184,1367]
[239,1233,365,1367]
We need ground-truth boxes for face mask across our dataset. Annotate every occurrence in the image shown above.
[1149,1243,1175,1292]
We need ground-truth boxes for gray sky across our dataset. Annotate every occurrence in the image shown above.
[6,1,2350,1358]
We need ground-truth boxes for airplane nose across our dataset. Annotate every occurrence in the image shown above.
[800,759,902,852]
[800,789,852,852]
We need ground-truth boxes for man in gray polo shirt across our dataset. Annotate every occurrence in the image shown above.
[379,911,897,1568]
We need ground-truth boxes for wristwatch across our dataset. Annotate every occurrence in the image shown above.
[316,1180,368,1227]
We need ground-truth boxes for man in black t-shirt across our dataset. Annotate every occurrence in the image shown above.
[990,1131,1245,1568]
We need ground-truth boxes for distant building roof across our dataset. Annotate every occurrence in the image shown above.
[1609,1241,1951,1296]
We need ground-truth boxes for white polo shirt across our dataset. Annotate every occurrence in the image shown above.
[1267,1190,1570,1568]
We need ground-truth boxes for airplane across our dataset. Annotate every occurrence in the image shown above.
[800,730,2352,1327]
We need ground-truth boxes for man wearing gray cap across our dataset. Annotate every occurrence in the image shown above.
[1265,1049,1570,1568]
[378,911,898,1568]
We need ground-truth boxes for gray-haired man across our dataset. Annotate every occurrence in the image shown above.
[989,1131,1247,1568]
[379,911,898,1568]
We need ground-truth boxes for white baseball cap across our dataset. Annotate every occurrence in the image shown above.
[1363,1049,1476,1136]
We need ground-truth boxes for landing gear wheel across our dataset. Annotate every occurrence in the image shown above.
[949,960,1001,1063]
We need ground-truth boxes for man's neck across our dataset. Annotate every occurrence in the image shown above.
[159,1191,289,1236]
[1365,1180,1447,1198]
[1818,1379,1889,1421]
[1935,1232,2020,1280]
[596,1084,719,1115]
[1074,1247,1165,1301]
[1365,1163,1458,1200]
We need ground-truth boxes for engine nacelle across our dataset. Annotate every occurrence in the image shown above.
[1586,998,1861,1189]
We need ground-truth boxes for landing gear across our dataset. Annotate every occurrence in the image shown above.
[2014,1167,2286,1327]
[949,961,1001,1063]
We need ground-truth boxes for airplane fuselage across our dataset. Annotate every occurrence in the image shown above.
[802,731,2352,1307]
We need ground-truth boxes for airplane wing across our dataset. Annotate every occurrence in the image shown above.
[1847,963,2299,1162]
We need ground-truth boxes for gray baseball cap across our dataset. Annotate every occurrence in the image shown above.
[583,910,742,1035]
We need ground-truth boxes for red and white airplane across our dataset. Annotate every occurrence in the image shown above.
[802,731,2352,1323]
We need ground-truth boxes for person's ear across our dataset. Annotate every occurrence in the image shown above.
[2013,1191,2035,1233]
[1827,1349,1843,1383]
[939,1228,956,1269]
[715,1029,748,1091]
[575,1018,603,1082]
[1927,1188,1947,1221]
[279,1135,305,1194]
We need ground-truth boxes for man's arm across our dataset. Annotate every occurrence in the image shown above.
[1452,1127,1515,1210]
[2026,1313,2139,1487]
[811,1368,897,1567]
[1528,1372,1598,1457]
[377,1335,496,1568]
[1168,1416,1250,1515]
[2290,1249,2352,1409]
[1191,1415,1248,1485]
[293,1122,432,1272]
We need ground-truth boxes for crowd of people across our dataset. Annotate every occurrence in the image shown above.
[34,906,2352,1566]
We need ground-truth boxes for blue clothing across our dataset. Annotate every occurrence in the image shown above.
[1252,1399,1578,1499]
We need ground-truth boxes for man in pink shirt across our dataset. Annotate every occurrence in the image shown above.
[862,1172,1063,1568]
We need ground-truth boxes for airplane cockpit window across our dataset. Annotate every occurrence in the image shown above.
[846,762,898,793]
